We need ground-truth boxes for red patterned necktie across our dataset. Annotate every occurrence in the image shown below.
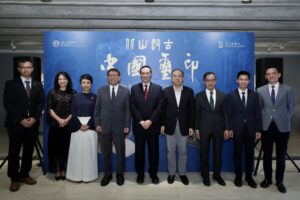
[144,84,148,101]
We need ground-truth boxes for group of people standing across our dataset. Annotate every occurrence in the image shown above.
[4,58,296,195]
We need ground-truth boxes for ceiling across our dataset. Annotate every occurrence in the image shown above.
[0,0,300,53]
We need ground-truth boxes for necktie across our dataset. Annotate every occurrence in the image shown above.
[25,80,31,98]
[112,87,116,103]
[271,85,275,105]
[209,91,214,110]
[144,84,148,101]
[242,92,246,107]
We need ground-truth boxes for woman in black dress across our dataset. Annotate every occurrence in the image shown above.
[47,71,75,180]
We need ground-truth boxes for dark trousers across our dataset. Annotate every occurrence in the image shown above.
[7,125,36,181]
[134,125,159,177]
[233,125,255,179]
[100,132,125,175]
[261,121,290,184]
[200,130,223,178]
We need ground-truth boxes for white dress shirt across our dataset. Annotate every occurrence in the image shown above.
[21,76,32,89]
[110,84,119,98]
[268,82,279,98]
[205,88,216,108]
[173,85,183,107]
[238,88,248,106]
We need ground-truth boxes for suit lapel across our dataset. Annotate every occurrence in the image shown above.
[170,86,179,108]
[274,84,283,106]
[203,91,212,110]
[116,85,123,101]
[264,85,273,106]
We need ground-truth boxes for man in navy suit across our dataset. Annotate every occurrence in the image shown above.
[160,69,195,185]
[195,72,229,187]
[130,65,163,184]
[227,71,262,188]
[3,58,44,192]
[257,66,296,193]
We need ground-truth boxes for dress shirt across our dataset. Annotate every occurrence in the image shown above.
[173,85,183,107]
[205,88,216,108]
[110,84,119,99]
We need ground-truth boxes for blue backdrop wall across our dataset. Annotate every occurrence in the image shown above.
[44,31,254,172]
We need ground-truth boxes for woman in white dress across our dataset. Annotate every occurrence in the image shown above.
[66,74,98,182]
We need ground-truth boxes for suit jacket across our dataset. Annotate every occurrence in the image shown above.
[94,85,131,134]
[227,89,262,135]
[3,77,45,130]
[257,84,296,132]
[130,82,163,129]
[161,86,195,136]
[195,89,228,134]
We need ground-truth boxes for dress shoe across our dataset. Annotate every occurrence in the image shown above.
[234,177,242,187]
[167,175,175,184]
[9,181,20,192]
[151,175,159,184]
[116,174,124,186]
[203,177,211,186]
[277,182,287,193]
[136,175,144,184]
[60,176,66,181]
[246,177,257,188]
[179,175,189,185]
[100,175,112,186]
[55,176,60,181]
[260,179,272,188]
[213,176,226,186]
[20,176,37,185]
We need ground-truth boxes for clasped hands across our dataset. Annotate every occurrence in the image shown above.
[20,117,36,128]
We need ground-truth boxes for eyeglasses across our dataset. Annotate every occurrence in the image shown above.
[19,67,33,69]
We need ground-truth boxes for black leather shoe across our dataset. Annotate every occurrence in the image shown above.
[260,179,272,188]
[151,175,159,184]
[277,183,287,193]
[246,177,257,188]
[203,177,211,186]
[167,175,175,184]
[136,175,144,184]
[234,177,242,187]
[116,174,124,186]
[179,175,189,185]
[213,176,226,186]
[101,175,112,186]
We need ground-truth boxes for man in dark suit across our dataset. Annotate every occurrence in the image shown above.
[94,68,131,186]
[160,69,194,185]
[130,65,163,184]
[3,58,44,192]
[257,66,296,193]
[227,71,262,188]
[195,72,229,187]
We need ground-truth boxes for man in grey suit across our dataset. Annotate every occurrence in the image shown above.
[257,66,296,193]
[94,68,131,186]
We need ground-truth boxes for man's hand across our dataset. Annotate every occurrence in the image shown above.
[124,128,130,135]
[160,126,165,135]
[95,125,102,133]
[195,130,200,140]
[188,128,194,136]
[256,132,261,141]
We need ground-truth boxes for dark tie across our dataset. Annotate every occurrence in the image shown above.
[112,87,116,103]
[144,84,148,101]
[209,91,214,110]
[242,92,246,107]
[271,85,275,105]
[25,80,31,98]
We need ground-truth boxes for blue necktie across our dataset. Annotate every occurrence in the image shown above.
[271,85,275,105]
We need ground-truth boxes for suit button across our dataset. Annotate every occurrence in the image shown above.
[270,116,273,119]
[273,109,275,112]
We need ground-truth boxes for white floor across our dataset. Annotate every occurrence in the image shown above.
[0,161,300,200]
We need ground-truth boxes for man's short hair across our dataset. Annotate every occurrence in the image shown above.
[203,72,216,81]
[140,65,152,74]
[237,71,250,79]
[171,68,184,77]
[107,68,121,76]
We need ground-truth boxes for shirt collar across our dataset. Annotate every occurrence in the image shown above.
[238,88,248,94]
[268,82,279,88]
[206,88,216,94]
[20,76,32,83]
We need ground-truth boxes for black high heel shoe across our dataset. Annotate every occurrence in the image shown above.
[55,176,60,181]
[60,176,66,180]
